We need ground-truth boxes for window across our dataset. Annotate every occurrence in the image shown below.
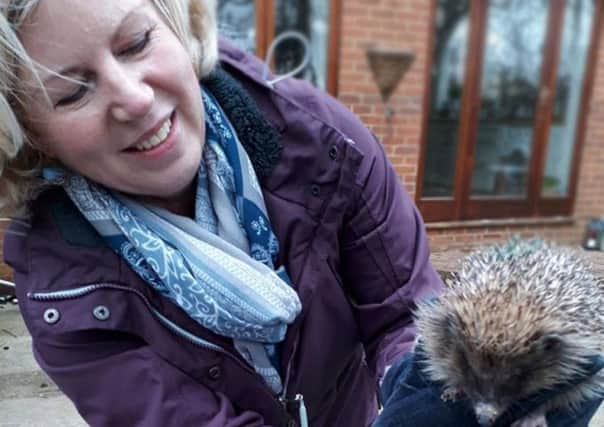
[217,0,341,95]
[217,0,257,53]
[417,0,602,221]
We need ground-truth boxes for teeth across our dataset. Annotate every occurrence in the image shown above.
[135,118,172,151]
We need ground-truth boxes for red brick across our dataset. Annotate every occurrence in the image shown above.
[334,0,604,252]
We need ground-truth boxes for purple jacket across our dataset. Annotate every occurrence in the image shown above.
[3,41,442,427]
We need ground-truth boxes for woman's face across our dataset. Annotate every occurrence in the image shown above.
[19,0,204,206]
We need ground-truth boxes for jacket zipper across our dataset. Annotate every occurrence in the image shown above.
[28,283,274,362]
[280,336,297,400]
[28,283,230,352]
[29,283,304,426]
[279,325,309,427]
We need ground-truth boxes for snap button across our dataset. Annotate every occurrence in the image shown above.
[208,365,222,380]
[329,145,338,160]
[43,308,60,325]
[310,185,320,197]
[92,305,110,321]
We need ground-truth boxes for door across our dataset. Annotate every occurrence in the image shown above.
[418,0,601,221]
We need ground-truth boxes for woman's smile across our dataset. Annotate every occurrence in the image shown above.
[129,111,174,152]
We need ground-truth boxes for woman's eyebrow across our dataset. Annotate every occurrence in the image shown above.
[111,7,149,45]
[40,3,147,87]
[41,67,85,87]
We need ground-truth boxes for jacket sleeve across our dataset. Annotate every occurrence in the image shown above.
[31,332,270,427]
[339,132,443,378]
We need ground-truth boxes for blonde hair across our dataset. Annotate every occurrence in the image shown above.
[0,0,219,216]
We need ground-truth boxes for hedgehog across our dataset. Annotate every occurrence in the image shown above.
[415,238,604,427]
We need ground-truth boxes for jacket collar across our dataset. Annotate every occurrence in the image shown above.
[203,67,282,179]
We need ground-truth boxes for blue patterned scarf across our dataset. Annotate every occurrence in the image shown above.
[43,88,301,394]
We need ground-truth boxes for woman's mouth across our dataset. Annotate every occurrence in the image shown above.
[133,115,173,152]
[124,111,177,156]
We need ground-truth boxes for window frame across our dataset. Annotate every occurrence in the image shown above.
[252,0,342,96]
[415,0,604,222]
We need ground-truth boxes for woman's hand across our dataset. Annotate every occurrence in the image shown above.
[374,349,604,427]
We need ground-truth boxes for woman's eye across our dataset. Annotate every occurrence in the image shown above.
[119,29,153,56]
[56,84,88,107]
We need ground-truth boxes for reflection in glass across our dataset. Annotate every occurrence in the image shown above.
[274,0,330,90]
[542,0,594,197]
[470,0,548,197]
[217,0,256,53]
[421,0,470,198]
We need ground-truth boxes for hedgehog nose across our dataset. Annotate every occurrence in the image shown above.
[476,414,496,427]
[474,402,500,426]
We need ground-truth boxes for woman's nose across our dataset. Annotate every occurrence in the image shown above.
[106,66,154,122]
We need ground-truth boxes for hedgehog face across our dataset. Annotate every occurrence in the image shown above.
[449,331,566,425]
[415,238,602,425]
[417,303,569,425]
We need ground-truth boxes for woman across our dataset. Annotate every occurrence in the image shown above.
[0,0,442,425]
[4,1,598,426]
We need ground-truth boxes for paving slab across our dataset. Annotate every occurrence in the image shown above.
[1,336,41,376]
[0,304,86,426]
[0,396,85,427]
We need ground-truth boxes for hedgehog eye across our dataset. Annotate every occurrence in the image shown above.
[530,331,563,353]
[540,334,563,352]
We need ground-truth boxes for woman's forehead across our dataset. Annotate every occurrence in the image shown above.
[20,0,148,45]
[19,0,150,64]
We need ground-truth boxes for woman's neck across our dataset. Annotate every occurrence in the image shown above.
[135,178,197,218]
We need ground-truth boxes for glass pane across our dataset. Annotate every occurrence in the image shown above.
[421,0,470,198]
[470,0,548,198]
[542,0,595,197]
[217,0,257,53]
[274,0,330,90]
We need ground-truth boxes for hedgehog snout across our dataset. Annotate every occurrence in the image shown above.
[474,401,502,427]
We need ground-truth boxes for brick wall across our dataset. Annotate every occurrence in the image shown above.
[575,18,604,234]
[337,0,604,252]
[338,0,428,194]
